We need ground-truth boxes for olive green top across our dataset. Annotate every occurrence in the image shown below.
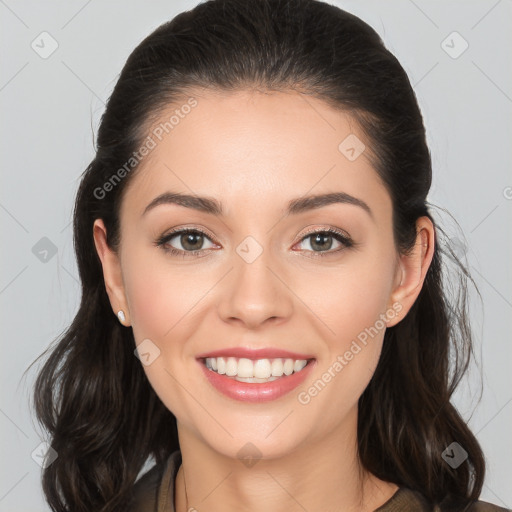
[127,450,510,512]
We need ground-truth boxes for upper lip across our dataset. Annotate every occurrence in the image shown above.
[196,347,315,360]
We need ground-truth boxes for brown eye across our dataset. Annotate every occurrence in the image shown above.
[178,231,205,251]
[295,228,353,256]
[308,232,335,251]
[156,228,217,256]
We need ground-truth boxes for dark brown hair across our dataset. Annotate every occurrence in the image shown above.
[30,0,485,510]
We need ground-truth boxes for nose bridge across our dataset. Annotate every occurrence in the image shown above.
[217,233,293,327]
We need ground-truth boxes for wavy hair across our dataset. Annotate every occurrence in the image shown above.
[30,0,485,510]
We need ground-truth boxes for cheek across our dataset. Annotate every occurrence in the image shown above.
[299,249,395,346]
[121,248,202,415]
[293,245,395,403]
[122,246,202,343]
[126,272,175,342]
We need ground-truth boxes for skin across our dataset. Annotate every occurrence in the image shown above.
[94,88,434,512]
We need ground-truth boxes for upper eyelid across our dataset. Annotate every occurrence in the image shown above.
[161,226,217,242]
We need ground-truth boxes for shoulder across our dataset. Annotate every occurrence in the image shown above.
[126,461,166,512]
[465,500,511,512]
[376,487,510,512]
[125,458,169,512]
[125,449,182,512]
[438,493,511,512]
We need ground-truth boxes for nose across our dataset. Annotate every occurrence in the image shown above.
[217,244,294,329]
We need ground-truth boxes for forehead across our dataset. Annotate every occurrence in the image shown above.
[121,88,390,219]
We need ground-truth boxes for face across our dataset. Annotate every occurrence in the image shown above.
[95,89,421,461]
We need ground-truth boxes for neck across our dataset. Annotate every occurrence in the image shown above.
[174,411,397,512]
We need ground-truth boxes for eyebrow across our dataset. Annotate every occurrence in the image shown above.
[142,191,373,219]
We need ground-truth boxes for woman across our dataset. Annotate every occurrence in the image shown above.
[31,0,509,511]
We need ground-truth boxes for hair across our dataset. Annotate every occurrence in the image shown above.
[29,0,486,510]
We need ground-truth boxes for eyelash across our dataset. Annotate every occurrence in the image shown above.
[155,226,355,259]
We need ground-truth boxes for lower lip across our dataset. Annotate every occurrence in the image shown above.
[197,359,316,403]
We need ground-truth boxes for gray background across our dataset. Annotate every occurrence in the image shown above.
[1,0,511,509]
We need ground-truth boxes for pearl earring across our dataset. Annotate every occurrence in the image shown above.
[117,310,126,324]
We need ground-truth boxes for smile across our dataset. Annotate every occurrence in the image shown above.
[198,356,316,402]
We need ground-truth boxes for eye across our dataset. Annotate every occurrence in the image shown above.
[294,228,354,257]
[155,226,355,258]
[155,228,218,257]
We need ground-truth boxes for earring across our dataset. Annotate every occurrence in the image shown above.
[117,310,126,325]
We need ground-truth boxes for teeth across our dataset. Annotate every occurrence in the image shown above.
[238,358,255,378]
[204,356,309,378]
[254,359,271,378]
[234,376,281,383]
[225,357,238,376]
[271,359,283,376]
[217,357,226,374]
[293,359,307,372]
[283,359,294,375]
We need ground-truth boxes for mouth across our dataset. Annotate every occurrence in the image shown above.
[197,356,317,402]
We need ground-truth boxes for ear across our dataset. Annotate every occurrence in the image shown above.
[93,218,131,326]
[386,216,435,328]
